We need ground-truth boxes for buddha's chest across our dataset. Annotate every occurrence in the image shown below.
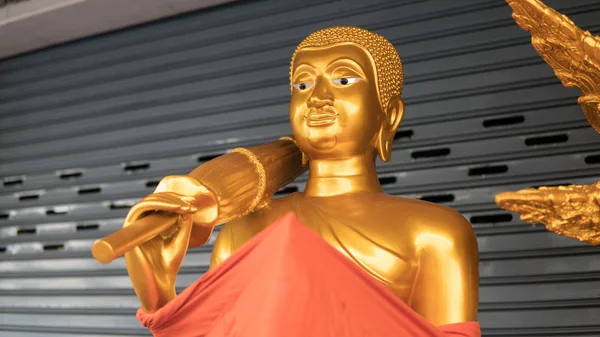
[305,217,417,301]
[235,204,418,302]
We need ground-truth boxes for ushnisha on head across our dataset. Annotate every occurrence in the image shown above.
[288,26,405,162]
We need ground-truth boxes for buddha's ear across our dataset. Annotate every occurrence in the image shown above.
[377,96,404,162]
[386,95,405,131]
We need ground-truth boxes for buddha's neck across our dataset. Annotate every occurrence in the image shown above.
[303,153,383,197]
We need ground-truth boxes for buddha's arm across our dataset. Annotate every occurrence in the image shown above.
[409,210,479,326]
[210,221,234,268]
[126,138,305,312]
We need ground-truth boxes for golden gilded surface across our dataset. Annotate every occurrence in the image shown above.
[496,0,600,245]
[97,26,479,325]
[506,0,600,132]
[496,182,600,245]
[291,26,403,111]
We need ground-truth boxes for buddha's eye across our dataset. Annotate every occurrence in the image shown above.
[333,77,361,85]
[293,82,314,90]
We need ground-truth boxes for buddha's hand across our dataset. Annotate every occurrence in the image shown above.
[123,176,218,311]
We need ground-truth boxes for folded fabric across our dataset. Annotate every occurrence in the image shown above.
[137,212,481,337]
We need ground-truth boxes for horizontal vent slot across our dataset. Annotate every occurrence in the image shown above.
[43,244,64,251]
[18,194,39,201]
[525,134,568,146]
[378,176,397,186]
[483,115,525,128]
[78,187,102,195]
[468,165,508,176]
[17,228,36,235]
[419,194,455,203]
[59,170,83,180]
[3,177,23,187]
[411,148,450,159]
[76,224,100,231]
[470,213,513,224]
[123,162,150,173]
[146,180,160,188]
[585,154,600,164]
[394,129,414,140]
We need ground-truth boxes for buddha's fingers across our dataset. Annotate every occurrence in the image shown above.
[123,192,197,228]
[161,214,194,271]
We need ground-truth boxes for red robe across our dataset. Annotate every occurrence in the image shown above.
[137,212,481,337]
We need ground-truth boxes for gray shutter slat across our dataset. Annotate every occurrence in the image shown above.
[0,0,336,75]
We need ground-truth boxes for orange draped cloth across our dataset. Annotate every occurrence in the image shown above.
[137,213,481,337]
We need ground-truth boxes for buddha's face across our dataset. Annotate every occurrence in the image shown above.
[289,43,383,160]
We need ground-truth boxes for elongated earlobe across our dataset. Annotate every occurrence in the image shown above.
[377,96,405,162]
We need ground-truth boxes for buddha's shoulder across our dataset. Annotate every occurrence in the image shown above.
[370,192,459,215]
[373,194,474,238]
[224,194,296,228]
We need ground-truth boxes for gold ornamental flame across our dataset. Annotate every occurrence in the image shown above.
[495,0,600,245]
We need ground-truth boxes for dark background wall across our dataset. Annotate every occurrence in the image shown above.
[0,0,599,336]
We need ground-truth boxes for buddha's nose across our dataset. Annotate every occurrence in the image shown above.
[308,79,334,108]
[308,97,334,109]
[308,92,334,109]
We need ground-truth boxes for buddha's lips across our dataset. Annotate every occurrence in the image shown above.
[305,110,338,127]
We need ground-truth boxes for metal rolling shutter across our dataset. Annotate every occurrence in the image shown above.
[0,0,599,336]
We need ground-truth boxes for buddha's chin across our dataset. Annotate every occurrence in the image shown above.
[307,132,337,152]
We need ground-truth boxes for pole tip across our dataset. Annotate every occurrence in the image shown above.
[92,239,115,264]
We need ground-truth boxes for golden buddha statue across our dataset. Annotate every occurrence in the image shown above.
[94,26,479,329]
[496,0,600,246]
